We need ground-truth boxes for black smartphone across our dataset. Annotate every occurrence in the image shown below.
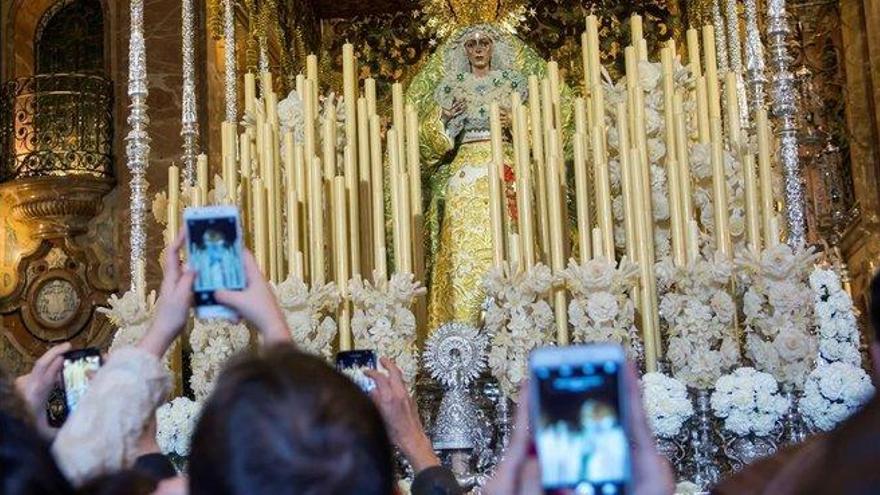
[335,350,377,393]
[530,344,631,495]
[61,348,102,418]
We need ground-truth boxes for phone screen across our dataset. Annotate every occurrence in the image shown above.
[62,349,102,415]
[533,357,629,495]
[186,213,245,308]
[336,350,377,393]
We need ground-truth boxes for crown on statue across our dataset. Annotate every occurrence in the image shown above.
[422,0,528,38]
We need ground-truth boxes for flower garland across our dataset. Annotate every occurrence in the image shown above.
[484,264,556,398]
[641,372,694,439]
[101,289,156,353]
[657,252,739,389]
[799,361,874,432]
[349,271,426,385]
[272,275,340,360]
[156,397,200,457]
[809,267,861,366]
[736,244,819,389]
[710,367,790,437]
[561,257,641,360]
[189,318,252,401]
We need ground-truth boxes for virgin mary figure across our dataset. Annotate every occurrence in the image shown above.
[407,24,565,331]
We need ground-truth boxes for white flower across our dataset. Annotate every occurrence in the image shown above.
[711,367,789,436]
[642,373,693,438]
[190,319,252,400]
[156,397,201,456]
[800,362,874,431]
[585,292,619,323]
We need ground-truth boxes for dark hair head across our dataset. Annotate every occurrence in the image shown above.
[0,365,33,426]
[0,411,74,495]
[77,470,157,495]
[870,270,880,342]
[189,344,394,495]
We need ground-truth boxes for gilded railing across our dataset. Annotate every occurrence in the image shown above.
[0,73,113,182]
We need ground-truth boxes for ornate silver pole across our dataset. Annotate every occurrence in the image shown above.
[724,0,749,129]
[224,0,237,123]
[181,0,199,186]
[767,0,806,247]
[126,0,150,295]
[712,0,730,73]
[743,0,767,117]
[259,36,270,75]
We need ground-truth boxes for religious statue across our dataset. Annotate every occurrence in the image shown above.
[407,23,557,331]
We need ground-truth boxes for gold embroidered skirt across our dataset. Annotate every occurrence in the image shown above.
[427,141,510,331]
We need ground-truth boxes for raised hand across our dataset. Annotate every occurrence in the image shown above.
[214,249,290,345]
[16,342,71,436]
[365,357,439,473]
[138,229,195,358]
[483,383,541,495]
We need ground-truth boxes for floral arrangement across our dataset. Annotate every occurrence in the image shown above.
[641,372,694,439]
[156,396,200,457]
[272,275,340,359]
[561,257,641,360]
[349,270,426,385]
[101,288,156,353]
[736,244,819,389]
[799,361,874,431]
[189,318,252,401]
[809,267,861,366]
[710,367,790,437]
[484,264,556,397]
[657,252,739,389]
[277,90,305,145]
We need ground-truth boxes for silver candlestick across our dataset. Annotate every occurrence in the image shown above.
[223,0,237,123]
[712,0,730,73]
[724,0,749,130]
[125,0,150,295]
[181,0,199,186]
[767,0,807,247]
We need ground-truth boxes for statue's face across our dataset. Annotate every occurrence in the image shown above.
[464,33,493,71]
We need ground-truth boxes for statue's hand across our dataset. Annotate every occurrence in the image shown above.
[441,98,466,123]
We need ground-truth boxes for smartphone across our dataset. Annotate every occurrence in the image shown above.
[336,350,377,393]
[61,348,102,417]
[530,344,631,495]
[184,206,246,319]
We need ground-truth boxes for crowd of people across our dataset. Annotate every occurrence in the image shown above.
[1,232,879,495]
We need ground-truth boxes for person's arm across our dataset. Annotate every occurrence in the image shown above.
[365,358,440,472]
[52,232,193,486]
[214,249,291,346]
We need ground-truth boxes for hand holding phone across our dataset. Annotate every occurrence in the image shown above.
[184,206,246,320]
[530,344,631,495]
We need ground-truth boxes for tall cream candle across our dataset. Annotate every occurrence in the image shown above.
[197,154,209,204]
[369,116,387,278]
[343,145,361,276]
[252,177,267,273]
[710,118,732,257]
[592,129,615,260]
[332,177,352,351]
[365,78,377,117]
[398,172,413,274]
[630,147,658,372]
[742,153,762,251]
[673,93,695,252]
[528,76,550,262]
[167,165,180,243]
[405,107,425,282]
[573,132,592,264]
[387,128,403,271]
[244,73,256,115]
[756,109,775,242]
[547,150,568,345]
[488,104,506,268]
[310,157,325,285]
[391,83,407,176]
[357,97,373,275]
[515,103,536,268]
[686,28,702,78]
[617,103,638,265]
